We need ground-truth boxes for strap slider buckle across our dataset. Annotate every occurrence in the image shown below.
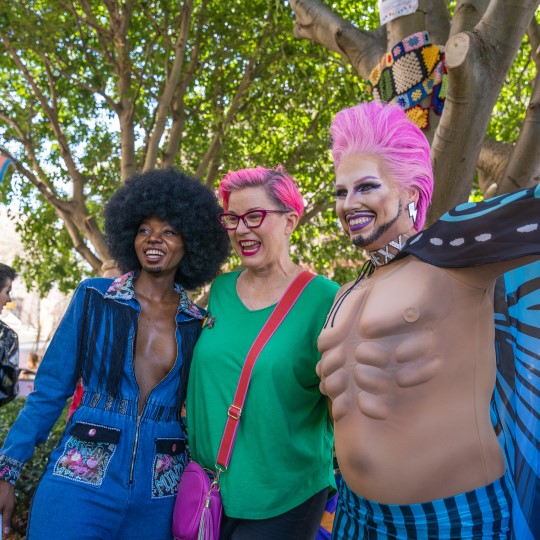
[228,405,242,420]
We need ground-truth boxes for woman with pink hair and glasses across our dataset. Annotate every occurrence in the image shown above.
[186,166,339,539]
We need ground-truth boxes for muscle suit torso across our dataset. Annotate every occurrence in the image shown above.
[317,255,519,505]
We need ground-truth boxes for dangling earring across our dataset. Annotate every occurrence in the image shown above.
[407,201,418,226]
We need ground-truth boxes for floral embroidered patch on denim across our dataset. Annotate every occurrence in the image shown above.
[151,448,187,498]
[53,435,118,486]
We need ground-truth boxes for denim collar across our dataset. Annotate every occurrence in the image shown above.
[104,271,203,320]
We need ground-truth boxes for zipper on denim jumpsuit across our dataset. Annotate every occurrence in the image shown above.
[129,316,142,485]
[129,413,142,484]
[128,305,181,485]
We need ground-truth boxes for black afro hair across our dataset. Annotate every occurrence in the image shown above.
[104,168,230,290]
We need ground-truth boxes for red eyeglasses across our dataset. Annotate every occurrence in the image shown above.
[217,209,289,230]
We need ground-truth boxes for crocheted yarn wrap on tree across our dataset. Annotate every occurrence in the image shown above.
[366,31,448,129]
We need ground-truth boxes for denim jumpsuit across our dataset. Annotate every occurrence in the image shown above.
[0,273,203,539]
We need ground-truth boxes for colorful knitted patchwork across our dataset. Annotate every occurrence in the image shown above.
[405,105,430,129]
[367,31,448,128]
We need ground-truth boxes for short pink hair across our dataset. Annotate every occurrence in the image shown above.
[330,101,433,230]
[218,165,304,217]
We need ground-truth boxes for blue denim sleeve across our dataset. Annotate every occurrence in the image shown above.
[0,280,87,484]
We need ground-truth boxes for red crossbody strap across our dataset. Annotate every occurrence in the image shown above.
[215,270,316,470]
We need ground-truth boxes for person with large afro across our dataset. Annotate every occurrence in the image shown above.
[0,168,230,539]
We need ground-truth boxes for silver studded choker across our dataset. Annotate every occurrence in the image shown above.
[367,233,411,267]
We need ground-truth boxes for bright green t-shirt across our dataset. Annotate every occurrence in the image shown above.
[186,271,339,519]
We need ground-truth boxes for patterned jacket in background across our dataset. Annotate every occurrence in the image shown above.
[0,319,19,406]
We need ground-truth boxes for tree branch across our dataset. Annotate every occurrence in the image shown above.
[144,0,193,170]
[0,147,61,205]
[162,44,201,167]
[196,49,260,182]
[1,146,110,266]
[429,32,499,221]
[0,113,59,195]
[289,0,386,79]
[299,198,333,226]
[428,0,540,222]
[41,56,83,202]
[1,36,89,195]
[57,211,103,273]
[449,0,490,37]
[74,0,117,68]
[99,0,137,180]
[476,138,514,195]
[163,0,208,167]
[528,17,540,63]
[425,0,451,44]
[497,69,540,193]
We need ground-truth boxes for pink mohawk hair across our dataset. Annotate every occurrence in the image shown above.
[330,101,433,230]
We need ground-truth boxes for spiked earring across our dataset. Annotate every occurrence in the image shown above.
[407,201,418,225]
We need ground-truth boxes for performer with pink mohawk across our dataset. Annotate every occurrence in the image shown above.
[318,101,540,539]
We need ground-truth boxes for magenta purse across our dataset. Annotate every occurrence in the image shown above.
[172,272,315,540]
[172,461,222,540]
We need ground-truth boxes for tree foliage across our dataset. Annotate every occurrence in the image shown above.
[0,1,539,292]
[0,0,368,292]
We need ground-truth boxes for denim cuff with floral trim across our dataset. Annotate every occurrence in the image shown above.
[0,454,23,485]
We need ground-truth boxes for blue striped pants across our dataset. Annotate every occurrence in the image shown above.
[332,474,511,539]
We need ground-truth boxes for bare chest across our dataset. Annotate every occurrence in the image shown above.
[317,260,460,420]
[134,302,178,406]
[320,260,453,349]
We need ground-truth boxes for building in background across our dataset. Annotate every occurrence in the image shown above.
[0,208,71,395]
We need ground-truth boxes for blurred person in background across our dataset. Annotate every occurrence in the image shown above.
[0,263,19,407]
